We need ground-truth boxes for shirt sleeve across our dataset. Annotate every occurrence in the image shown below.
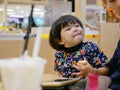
[107,40,120,81]
[54,51,72,78]
[54,51,64,74]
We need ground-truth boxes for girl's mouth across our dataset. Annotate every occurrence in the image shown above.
[73,33,81,37]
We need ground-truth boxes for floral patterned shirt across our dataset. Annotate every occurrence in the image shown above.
[54,42,108,78]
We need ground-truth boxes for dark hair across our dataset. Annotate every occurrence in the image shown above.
[49,15,83,50]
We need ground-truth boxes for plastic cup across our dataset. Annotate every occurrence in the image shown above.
[0,56,46,90]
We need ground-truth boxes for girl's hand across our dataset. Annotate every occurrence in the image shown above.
[72,59,94,79]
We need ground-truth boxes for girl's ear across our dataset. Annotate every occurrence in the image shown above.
[58,40,64,45]
[55,38,64,45]
[57,39,64,45]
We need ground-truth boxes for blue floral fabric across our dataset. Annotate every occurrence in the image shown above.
[54,42,108,78]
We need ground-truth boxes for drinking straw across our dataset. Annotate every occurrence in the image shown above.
[32,27,42,58]
[22,4,34,58]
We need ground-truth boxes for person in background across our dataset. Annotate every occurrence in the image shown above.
[102,0,120,22]
[49,14,110,90]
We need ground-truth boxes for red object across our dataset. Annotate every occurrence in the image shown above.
[87,73,99,90]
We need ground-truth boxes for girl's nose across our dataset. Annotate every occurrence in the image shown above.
[72,26,78,31]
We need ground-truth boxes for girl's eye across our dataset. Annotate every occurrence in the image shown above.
[66,27,71,31]
[75,24,80,27]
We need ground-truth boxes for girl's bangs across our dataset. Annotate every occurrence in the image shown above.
[61,19,77,28]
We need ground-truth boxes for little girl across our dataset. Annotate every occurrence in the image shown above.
[49,15,110,90]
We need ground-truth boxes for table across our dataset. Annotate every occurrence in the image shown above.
[0,74,79,90]
[42,74,79,90]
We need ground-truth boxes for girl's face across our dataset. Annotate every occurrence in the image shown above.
[59,23,84,48]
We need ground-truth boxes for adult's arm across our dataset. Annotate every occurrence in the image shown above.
[107,40,120,81]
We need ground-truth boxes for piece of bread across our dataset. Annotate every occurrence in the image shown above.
[78,60,87,65]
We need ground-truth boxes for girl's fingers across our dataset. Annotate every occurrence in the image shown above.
[73,64,82,71]
[73,63,86,71]
[72,71,85,76]
[72,72,85,79]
